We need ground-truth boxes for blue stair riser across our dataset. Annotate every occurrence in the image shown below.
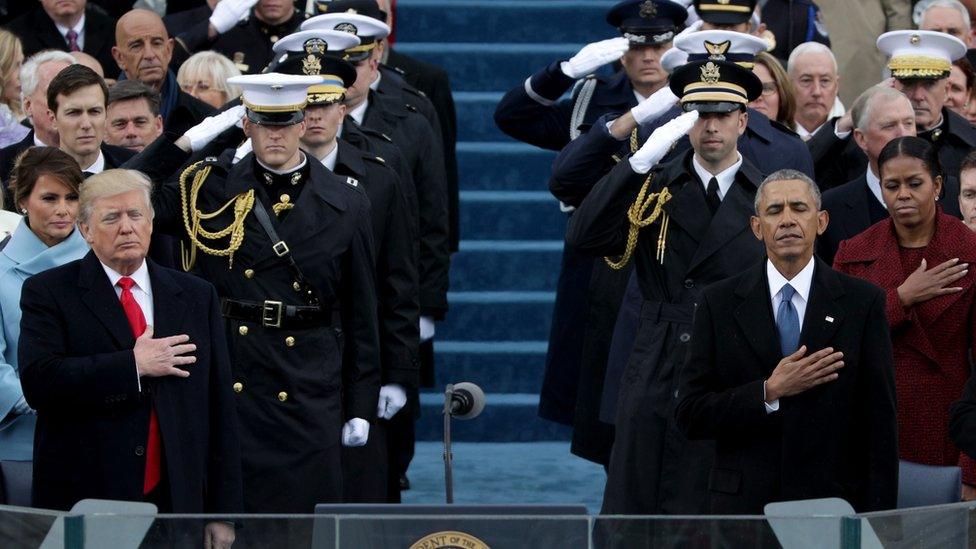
[435,342,547,393]
[395,43,581,92]
[396,0,615,44]
[456,142,557,192]
[455,92,508,142]
[460,193,568,240]
[450,242,562,291]
[439,294,555,341]
[415,394,571,442]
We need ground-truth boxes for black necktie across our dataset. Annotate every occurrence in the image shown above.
[83,171,94,178]
[705,176,721,215]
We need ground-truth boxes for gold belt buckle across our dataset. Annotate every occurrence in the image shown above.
[262,300,283,328]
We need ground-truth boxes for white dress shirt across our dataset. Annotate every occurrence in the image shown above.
[763,256,816,413]
[33,133,47,147]
[865,167,885,208]
[82,151,106,174]
[692,152,742,200]
[55,14,85,51]
[316,142,339,171]
[348,99,369,126]
[100,259,154,388]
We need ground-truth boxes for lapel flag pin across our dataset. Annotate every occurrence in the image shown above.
[825,316,834,323]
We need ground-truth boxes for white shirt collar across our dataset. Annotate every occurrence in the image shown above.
[33,133,47,147]
[100,259,150,294]
[692,153,742,200]
[633,89,648,104]
[348,97,369,126]
[82,150,106,174]
[370,72,382,91]
[55,14,85,48]
[255,152,307,175]
[766,256,815,306]
[795,121,825,141]
[864,167,885,208]
[317,141,339,171]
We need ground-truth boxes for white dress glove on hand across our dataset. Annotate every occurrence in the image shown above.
[341,418,370,447]
[209,0,259,34]
[183,105,246,152]
[376,384,408,420]
[419,316,435,342]
[232,138,252,164]
[560,37,630,79]
[631,86,679,126]
[674,18,703,41]
[628,110,699,174]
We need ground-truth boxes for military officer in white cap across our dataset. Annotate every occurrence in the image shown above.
[147,73,381,514]
[878,29,976,215]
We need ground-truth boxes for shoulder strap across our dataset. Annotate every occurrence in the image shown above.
[250,199,322,306]
[569,76,599,141]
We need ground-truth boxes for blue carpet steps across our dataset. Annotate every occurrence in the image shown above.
[396,0,605,442]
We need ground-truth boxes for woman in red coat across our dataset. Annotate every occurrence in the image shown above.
[834,136,976,496]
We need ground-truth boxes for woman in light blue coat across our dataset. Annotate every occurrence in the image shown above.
[0,147,87,505]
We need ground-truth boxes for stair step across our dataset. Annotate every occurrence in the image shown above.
[460,191,568,240]
[395,43,583,92]
[396,0,615,44]
[415,393,571,442]
[456,141,557,192]
[451,240,563,291]
[435,340,548,394]
[440,291,555,341]
[454,91,507,142]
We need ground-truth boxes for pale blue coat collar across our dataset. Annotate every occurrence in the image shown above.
[1,219,89,276]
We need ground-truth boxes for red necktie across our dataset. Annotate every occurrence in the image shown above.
[117,277,162,495]
[65,30,80,52]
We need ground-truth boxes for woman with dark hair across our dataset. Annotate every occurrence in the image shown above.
[0,147,87,505]
[834,135,976,500]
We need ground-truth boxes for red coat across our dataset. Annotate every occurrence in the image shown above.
[834,210,976,483]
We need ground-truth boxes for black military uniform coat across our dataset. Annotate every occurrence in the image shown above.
[331,139,420,503]
[817,173,889,266]
[361,91,450,318]
[150,150,381,512]
[676,259,898,514]
[385,49,460,251]
[212,9,304,74]
[8,5,118,77]
[566,150,767,514]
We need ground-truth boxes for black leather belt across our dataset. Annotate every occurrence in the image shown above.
[220,298,329,329]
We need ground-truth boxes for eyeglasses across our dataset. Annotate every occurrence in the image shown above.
[760,82,778,97]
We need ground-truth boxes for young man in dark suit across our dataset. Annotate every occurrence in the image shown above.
[19,169,242,547]
[676,169,898,513]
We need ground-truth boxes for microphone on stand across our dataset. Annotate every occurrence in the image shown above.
[443,382,486,503]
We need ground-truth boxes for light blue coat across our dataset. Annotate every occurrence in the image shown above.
[0,220,88,460]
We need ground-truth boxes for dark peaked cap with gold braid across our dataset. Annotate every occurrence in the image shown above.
[606,0,688,45]
[693,0,756,25]
[669,58,762,113]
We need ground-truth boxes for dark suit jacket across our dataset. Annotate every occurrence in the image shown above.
[951,373,976,460]
[8,5,118,78]
[675,259,898,514]
[817,173,889,266]
[19,252,243,514]
[0,130,34,211]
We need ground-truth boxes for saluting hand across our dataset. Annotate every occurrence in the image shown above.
[897,258,968,308]
[560,37,630,79]
[629,110,699,174]
[134,326,195,378]
[765,345,844,402]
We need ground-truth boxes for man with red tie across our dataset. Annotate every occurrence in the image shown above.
[18,169,241,548]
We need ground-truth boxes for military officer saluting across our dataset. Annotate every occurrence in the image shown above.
[149,73,380,513]
[567,58,767,514]
[494,0,688,151]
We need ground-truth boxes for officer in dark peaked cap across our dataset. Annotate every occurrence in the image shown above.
[694,0,757,32]
[494,0,688,151]
[568,58,768,515]
[144,72,381,515]
[274,28,421,502]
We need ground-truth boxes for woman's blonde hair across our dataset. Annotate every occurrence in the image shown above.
[177,51,243,104]
[0,29,23,116]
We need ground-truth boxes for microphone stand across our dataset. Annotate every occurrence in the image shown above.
[443,383,454,504]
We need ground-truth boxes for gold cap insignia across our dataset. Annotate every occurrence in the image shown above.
[640,0,657,18]
[700,61,721,84]
[910,34,921,45]
[304,38,327,55]
[717,0,731,4]
[232,52,249,73]
[302,54,322,75]
[704,40,731,60]
[346,8,358,13]
[334,22,358,34]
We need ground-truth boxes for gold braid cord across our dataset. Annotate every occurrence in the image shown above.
[179,161,255,271]
[604,172,673,270]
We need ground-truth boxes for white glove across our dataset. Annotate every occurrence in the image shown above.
[232,138,252,164]
[419,316,435,342]
[183,105,245,152]
[628,110,699,174]
[631,86,679,126]
[376,384,407,420]
[560,37,630,79]
[341,418,370,447]
[674,18,703,41]
[209,0,259,34]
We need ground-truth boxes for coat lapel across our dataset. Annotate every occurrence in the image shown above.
[798,259,845,354]
[687,169,759,273]
[733,262,782,376]
[914,211,974,324]
[147,261,186,338]
[78,251,137,349]
[842,175,873,239]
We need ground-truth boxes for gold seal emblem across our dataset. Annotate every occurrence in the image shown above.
[409,531,490,549]
[910,34,921,45]
[704,40,731,60]
[700,61,721,84]
[302,54,321,75]
[304,38,327,55]
[639,0,657,18]
[334,22,358,34]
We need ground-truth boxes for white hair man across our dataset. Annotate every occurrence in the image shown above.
[919,0,975,47]
[788,42,842,141]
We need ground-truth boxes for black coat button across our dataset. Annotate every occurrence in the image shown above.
[135,446,145,456]
[684,279,694,289]
[679,333,691,343]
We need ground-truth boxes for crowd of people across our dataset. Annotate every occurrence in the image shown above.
[496,0,976,518]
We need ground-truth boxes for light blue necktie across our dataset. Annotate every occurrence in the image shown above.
[777,284,800,356]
